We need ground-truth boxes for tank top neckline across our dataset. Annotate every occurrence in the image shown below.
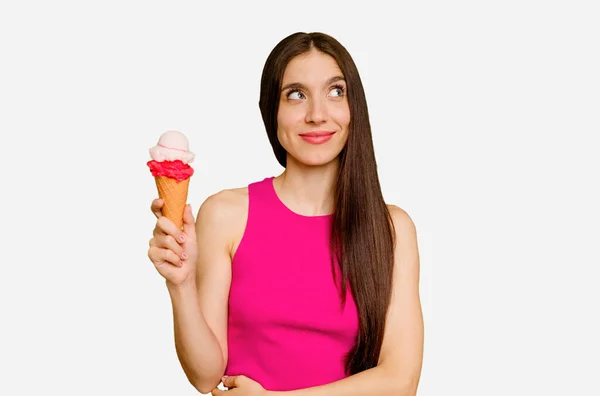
[267,176,334,220]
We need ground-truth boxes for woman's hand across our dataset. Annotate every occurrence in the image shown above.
[212,375,269,396]
[147,199,198,287]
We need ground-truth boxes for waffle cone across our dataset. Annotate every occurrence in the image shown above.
[155,176,190,229]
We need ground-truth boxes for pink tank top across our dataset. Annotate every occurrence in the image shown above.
[225,177,359,391]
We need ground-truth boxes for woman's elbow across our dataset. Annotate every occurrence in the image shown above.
[193,376,222,394]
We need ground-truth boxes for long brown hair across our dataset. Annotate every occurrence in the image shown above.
[258,32,395,375]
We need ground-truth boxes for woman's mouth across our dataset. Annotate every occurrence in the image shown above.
[299,131,336,144]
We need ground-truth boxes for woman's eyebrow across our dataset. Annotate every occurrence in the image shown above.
[281,76,346,92]
[326,76,345,85]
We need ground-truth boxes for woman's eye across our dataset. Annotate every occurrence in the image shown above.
[287,90,304,100]
[329,86,344,97]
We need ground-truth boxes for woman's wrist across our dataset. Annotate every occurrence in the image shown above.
[166,276,197,296]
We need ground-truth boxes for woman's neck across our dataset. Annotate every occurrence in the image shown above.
[273,156,339,217]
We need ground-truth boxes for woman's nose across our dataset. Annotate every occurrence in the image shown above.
[305,98,328,124]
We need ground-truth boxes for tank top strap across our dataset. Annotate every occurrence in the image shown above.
[233,176,284,266]
[247,176,286,218]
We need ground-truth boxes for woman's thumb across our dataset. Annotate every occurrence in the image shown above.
[182,204,195,235]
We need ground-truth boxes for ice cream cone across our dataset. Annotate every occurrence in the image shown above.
[148,131,194,229]
[155,176,190,229]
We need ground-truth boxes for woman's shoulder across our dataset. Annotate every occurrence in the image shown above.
[211,186,249,204]
[197,175,275,220]
[195,186,249,254]
[386,204,416,232]
[197,186,248,222]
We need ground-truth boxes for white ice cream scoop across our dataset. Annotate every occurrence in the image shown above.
[149,130,195,164]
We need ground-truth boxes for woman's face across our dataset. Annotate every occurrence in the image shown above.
[277,49,350,167]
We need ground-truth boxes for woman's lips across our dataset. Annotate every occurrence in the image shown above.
[299,131,335,144]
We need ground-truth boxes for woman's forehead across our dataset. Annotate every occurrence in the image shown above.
[282,51,343,84]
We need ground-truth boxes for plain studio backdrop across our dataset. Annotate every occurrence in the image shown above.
[1,1,598,395]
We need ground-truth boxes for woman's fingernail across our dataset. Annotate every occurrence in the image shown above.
[179,261,183,267]
[179,234,185,242]
[222,375,228,381]
[182,252,188,259]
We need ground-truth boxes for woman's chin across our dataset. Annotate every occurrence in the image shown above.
[289,152,341,168]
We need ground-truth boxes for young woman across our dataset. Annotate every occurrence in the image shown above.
[147,32,424,395]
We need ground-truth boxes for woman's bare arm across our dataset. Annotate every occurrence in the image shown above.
[168,189,246,393]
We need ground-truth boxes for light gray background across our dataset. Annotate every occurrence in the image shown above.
[1,0,598,395]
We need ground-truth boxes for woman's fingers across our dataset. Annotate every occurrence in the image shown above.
[148,245,182,267]
[151,234,185,258]
[156,216,186,241]
[148,198,190,270]
[150,198,163,219]
[148,230,187,268]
